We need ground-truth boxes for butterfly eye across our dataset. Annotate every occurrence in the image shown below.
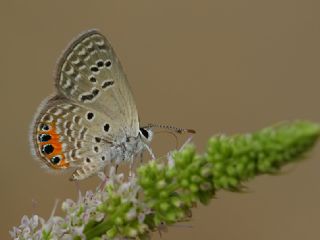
[51,155,61,165]
[140,128,150,139]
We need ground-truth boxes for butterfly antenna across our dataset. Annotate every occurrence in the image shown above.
[144,124,196,134]
[50,199,60,218]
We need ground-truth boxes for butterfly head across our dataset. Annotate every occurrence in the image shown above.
[139,127,153,143]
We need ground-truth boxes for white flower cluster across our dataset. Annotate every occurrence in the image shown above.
[10,167,142,240]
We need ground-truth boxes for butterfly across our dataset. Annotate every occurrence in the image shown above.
[30,29,194,181]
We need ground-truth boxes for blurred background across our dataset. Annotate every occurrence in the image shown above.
[1,0,320,239]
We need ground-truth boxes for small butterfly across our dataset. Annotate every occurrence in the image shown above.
[30,30,194,181]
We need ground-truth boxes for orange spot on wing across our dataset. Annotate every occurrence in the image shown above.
[38,123,69,169]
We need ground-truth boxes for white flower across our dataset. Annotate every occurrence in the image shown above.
[11,167,151,239]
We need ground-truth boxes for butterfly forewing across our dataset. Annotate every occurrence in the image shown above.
[55,30,139,139]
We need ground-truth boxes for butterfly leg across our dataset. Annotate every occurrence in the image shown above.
[74,181,82,198]
[144,144,156,160]
[166,135,194,167]
[157,222,168,238]
[129,159,134,178]
[179,135,194,151]
[167,151,175,168]
[140,151,144,164]
[31,199,38,215]
[50,199,60,218]
[98,171,109,191]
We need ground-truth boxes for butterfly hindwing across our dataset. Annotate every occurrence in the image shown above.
[30,96,119,179]
[55,30,139,140]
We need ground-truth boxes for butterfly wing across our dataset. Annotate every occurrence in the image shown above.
[30,96,120,180]
[31,30,140,180]
[55,29,139,140]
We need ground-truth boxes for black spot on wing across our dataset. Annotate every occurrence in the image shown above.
[89,76,96,83]
[38,134,51,142]
[104,123,110,132]
[42,144,54,155]
[96,60,104,68]
[40,124,50,131]
[90,66,99,72]
[80,88,100,102]
[51,156,61,164]
[86,112,94,120]
[101,80,114,89]
[105,60,112,67]
[94,146,99,152]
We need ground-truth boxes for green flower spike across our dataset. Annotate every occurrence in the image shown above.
[207,121,320,190]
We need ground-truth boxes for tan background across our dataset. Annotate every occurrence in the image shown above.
[1,0,320,239]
